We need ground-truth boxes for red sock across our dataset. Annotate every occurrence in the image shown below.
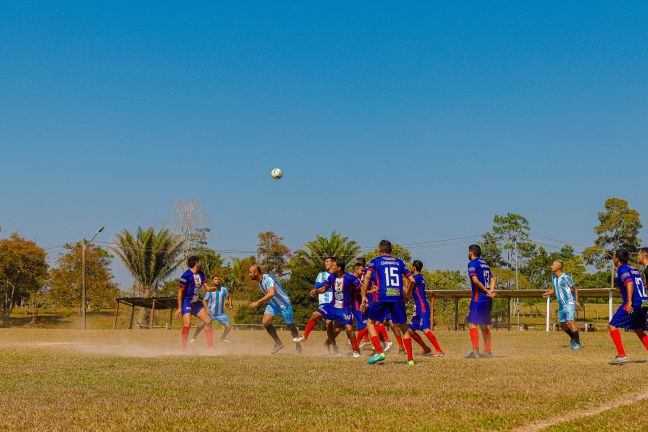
[371,336,383,354]
[424,330,442,353]
[610,329,626,356]
[395,334,405,350]
[378,324,390,342]
[303,319,317,338]
[363,334,370,342]
[470,328,479,350]
[639,334,648,350]
[205,327,214,348]
[357,328,369,342]
[181,326,190,351]
[404,337,413,361]
[482,328,492,353]
[411,332,428,350]
[351,336,359,352]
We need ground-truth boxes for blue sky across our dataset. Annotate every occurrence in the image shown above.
[1,2,647,289]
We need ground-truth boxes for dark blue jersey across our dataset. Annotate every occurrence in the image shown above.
[179,269,206,303]
[468,258,492,303]
[366,255,411,303]
[617,263,648,309]
[323,273,361,309]
[411,273,430,315]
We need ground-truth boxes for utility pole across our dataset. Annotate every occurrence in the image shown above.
[81,226,105,330]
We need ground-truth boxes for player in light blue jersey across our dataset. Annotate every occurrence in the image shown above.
[543,260,582,349]
[192,276,234,343]
[248,264,302,354]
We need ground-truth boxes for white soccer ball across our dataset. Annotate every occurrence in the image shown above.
[271,168,283,180]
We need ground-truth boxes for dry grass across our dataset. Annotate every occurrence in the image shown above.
[1,328,647,431]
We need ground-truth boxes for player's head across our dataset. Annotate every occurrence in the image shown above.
[638,247,648,265]
[412,260,423,273]
[248,263,263,280]
[614,249,630,267]
[212,275,221,286]
[353,263,364,277]
[378,240,392,255]
[332,258,346,274]
[551,260,564,272]
[468,244,481,260]
[187,255,201,270]
[324,256,336,272]
[355,257,366,266]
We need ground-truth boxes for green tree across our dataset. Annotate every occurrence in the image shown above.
[224,256,258,298]
[480,232,506,268]
[423,269,467,290]
[491,213,536,268]
[290,232,361,270]
[0,233,48,327]
[582,197,642,269]
[49,243,120,309]
[257,231,291,276]
[112,227,184,297]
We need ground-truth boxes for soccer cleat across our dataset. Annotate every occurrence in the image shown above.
[190,339,196,343]
[335,350,342,358]
[422,350,433,357]
[292,335,305,343]
[367,352,386,365]
[398,349,406,355]
[480,352,493,359]
[221,339,231,343]
[608,355,628,365]
[352,351,361,358]
[383,341,393,352]
[432,352,446,358]
[406,360,415,366]
[271,343,284,355]
[464,350,480,359]
[571,342,583,350]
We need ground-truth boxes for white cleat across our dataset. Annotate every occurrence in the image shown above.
[190,339,196,343]
[292,335,305,343]
[384,341,393,352]
[608,355,628,365]
[352,351,361,358]
[221,339,231,343]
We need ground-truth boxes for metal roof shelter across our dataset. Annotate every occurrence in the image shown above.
[113,297,177,330]
[428,288,621,331]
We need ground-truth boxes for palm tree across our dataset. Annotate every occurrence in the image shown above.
[291,232,361,270]
[111,227,184,298]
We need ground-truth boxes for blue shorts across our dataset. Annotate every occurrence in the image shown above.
[317,303,335,318]
[352,309,367,330]
[263,303,294,325]
[409,313,432,332]
[609,306,648,330]
[182,300,203,317]
[329,308,353,326]
[558,304,576,323]
[467,300,492,326]
[368,302,407,325]
[210,313,231,325]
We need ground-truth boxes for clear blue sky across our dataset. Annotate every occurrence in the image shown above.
[1,2,647,289]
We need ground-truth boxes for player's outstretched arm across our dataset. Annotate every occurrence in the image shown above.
[542,288,554,299]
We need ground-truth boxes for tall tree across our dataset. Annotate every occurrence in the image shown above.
[290,232,361,271]
[479,232,506,268]
[583,197,642,269]
[111,227,184,297]
[171,198,210,262]
[257,232,291,276]
[49,243,120,309]
[0,233,48,327]
[491,213,536,268]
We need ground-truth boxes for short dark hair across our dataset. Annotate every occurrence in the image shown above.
[379,240,392,254]
[469,244,481,257]
[335,258,346,272]
[413,260,423,272]
[187,256,200,268]
[354,263,364,271]
[355,257,366,266]
[639,247,648,256]
[325,256,336,262]
[615,249,630,264]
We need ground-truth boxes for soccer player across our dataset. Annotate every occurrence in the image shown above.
[192,276,234,343]
[310,259,362,357]
[638,247,648,281]
[607,249,648,365]
[248,264,302,354]
[361,240,417,366]
[542,260,582,349]
[174,256,214,351]
[352,263,370,348]
[465,244,496,359]
[407,260,445,357]
[356,257,394,352]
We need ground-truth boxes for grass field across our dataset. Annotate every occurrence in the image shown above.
[1,327,648,431]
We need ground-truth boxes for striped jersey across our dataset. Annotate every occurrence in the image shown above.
[315,271,332,305]
[204,287,229,316]
[259,274,291,309]
[552,273,575,306]
[411,273,430,315]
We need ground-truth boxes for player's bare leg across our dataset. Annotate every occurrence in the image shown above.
[195,308,214,349]
[221,323,232,342]
[328,322,341,356]
[343,324,360,357]
[262,314,284,354]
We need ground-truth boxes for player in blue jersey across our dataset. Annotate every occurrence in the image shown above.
[542,260,582,349]
[175,256,214,351]
[361,240,417,366]
[406,260,445,357]
[309,259,362,357]
[607,250,648,365]
[192,276,234,343]
[465,245,497,359]
[357,257,393,351]
[248,264,302,354]
[352,263,371,348]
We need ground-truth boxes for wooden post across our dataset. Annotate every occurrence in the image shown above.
[128,305,135,329]
[507,298,511,331]
[169,308,174,330]
[149,300,156,329]
[453,298,459,331]
[113,300,121,330]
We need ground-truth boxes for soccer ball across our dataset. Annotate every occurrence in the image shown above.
[271,168,283,180]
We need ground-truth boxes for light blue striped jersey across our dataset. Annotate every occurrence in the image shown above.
[552,273,575,306]
[203,287,229,316]
[315,271,332,305]
[259,274,291,309]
